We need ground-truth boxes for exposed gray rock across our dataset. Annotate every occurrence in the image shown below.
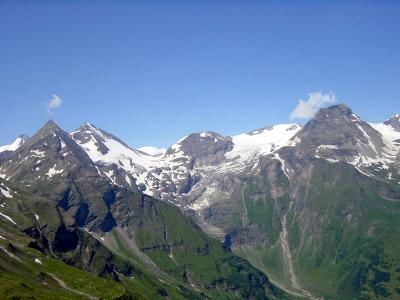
[384,114,400,131]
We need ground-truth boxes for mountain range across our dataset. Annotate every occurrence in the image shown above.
[1,104,400,299]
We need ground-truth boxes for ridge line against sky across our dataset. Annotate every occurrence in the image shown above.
[1,1,399,147]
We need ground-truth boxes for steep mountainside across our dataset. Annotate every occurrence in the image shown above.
[0,121,290,299]
[56,104,400,299]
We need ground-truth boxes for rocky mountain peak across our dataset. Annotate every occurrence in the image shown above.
[27,120,73,150]
[166,131,233,166]
[312,103,354,121]
[295,103,363,145]
[71,122,134,156]
[384,114,400,131]
[294,103,370,147]
[35,119,61,137]
[290,104,388,167]
[0,120,98,186]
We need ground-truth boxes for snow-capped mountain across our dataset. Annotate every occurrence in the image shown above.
[68,121,302,210]
[1,105,399,219]
[2,105,399,212]
[68,105,398,213]
[286,104,400,176]
[0,120,101,187]
[0,134,28,153]
[70,123,158,189]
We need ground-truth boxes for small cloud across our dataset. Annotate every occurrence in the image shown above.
[290,91,336,119]
[47,95,62,114]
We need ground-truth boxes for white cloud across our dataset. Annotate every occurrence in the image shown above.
[47,95,62,113]
[290,91,337,119]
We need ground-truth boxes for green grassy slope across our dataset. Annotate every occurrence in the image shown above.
[108,193,292,299]
[0,181,292,299]
[233,159,400,299]
[289,160,400,299]
[0,218,127,300]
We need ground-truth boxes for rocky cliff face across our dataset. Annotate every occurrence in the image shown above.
[290,104,396,173]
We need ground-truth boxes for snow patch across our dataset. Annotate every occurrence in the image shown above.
[60,138,66,148]
[0,212,16,225]
[0,187,13,198]
[200,132,213,138]
[138,146,166,156]
[226,124,301,164]
[0,245,21,262]
[317,144,338,150]
[125,175,132,186]
[46,164,63,178]
[31,150,45,158]
[274,153,290,178]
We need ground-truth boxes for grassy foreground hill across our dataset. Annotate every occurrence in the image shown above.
[0,183,293,299]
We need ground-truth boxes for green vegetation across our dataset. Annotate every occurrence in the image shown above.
[110,197,290,299]
[0,182,291,299]
[234,159,400,299]
[0,219,126,300]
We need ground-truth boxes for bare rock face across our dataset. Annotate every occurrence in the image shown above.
[167,131,233,167]
[291,104,388,165]
[0,120,98,182]
[0,120,117,233]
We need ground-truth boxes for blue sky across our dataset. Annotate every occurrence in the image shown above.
[1,1,399,148]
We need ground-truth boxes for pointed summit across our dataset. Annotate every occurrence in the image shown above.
[0,118,99,187]
[71,122,133,153]
[35,119,62,138]
[42,119,60,130]
[44,119,58,127]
